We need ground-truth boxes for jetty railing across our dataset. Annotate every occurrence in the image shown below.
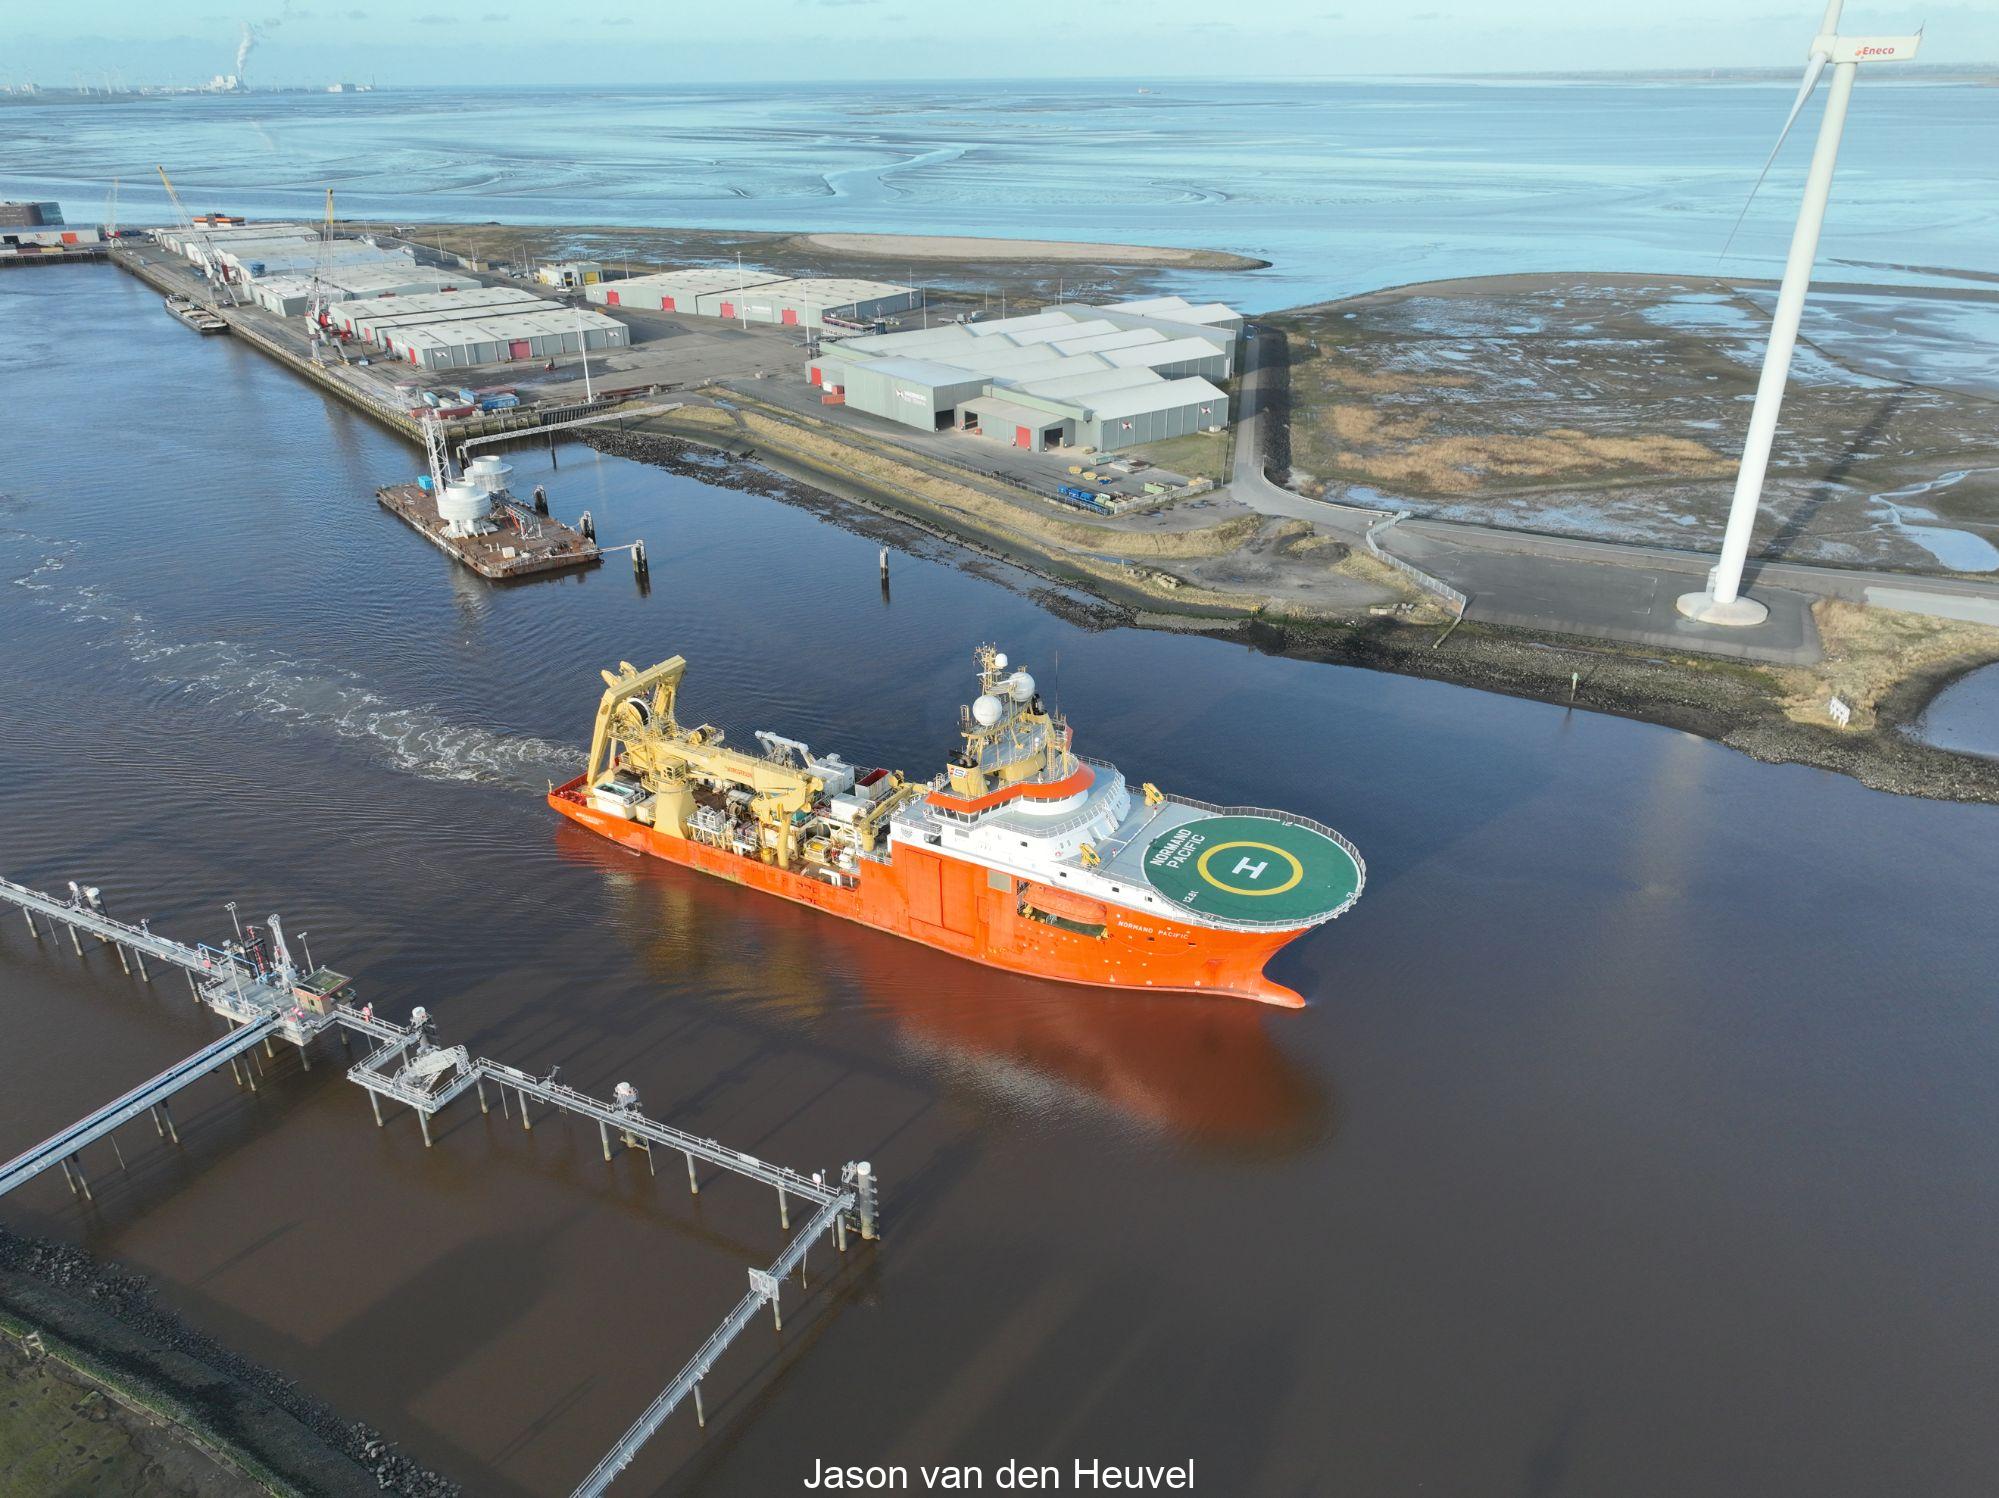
[0,870,880,1495]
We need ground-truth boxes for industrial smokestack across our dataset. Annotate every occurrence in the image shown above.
[236,22,255,86]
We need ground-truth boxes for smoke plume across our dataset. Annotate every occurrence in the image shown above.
[236,22,256,81]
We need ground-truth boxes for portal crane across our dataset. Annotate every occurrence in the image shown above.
[307,187,335,358]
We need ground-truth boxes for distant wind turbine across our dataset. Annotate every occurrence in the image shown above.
[1677,0,1922,627]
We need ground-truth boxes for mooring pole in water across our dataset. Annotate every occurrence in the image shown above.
[632,538,649,584]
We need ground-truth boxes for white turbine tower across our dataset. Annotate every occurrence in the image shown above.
[1677,1,1922,627]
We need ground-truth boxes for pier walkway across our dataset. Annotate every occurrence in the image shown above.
[0,871,879,1494]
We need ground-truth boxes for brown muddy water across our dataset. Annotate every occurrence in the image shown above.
[3,264,1998,1496]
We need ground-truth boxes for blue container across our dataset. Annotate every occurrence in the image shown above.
[417,476,434,492]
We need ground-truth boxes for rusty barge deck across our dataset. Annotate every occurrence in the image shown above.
[376,482,602,580]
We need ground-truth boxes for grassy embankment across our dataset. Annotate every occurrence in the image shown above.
[0,1314,270,1497]
[632,397,1338,614]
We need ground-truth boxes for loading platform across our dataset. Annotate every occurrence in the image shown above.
[0,870,878,1495]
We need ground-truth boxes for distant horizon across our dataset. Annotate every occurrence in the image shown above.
[6,63,1996,93]
[7,1,1994,89]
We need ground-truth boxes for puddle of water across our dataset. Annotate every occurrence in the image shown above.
[1873,469,1999,573]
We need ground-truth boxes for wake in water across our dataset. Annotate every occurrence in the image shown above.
[8,540,576,791]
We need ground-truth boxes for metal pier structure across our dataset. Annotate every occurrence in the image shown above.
[0,872,880,1495]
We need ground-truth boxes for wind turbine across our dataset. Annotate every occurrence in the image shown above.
[1676,1,1922,627]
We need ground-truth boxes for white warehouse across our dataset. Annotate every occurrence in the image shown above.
[808,300,1239,453]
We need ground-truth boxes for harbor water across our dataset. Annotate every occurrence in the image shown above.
[3,263,1999,1495]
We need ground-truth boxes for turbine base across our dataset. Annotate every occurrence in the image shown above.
[1676,590,1771,627]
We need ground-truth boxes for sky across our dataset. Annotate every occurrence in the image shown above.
[3,1,1991,87]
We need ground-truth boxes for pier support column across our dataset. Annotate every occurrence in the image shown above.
[109,1134,127,1172]
[69,922,84,956]
[498,1086,510,1119]
[113,942,130,975]
[521,1090,533,1130]
[685,1152,699,1195]
[59,1158,78,1195]
[419,1111,433,1148]
[22,908,37,939]
[856,1161,877,1241]
[836,1215,846,1254]
[770,1288,782,1333]
[133,948,148,982]
[298,1040,310,1072]
[476,1078,488,1115]
[778,1188,788,1231]
[151,1105,166,1138]
[693,1383,705,1429]
[228,1057,243,1088]
[369,1091,383,1127]
[187,971,201,999]
[599,1119,612,1162]
[68,1157,91,1201]
[160,1103,179,1145]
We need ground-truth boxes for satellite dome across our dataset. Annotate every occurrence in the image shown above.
[972,694,1004,727]
[992,652,1009,670]
[1008,671,1035,702]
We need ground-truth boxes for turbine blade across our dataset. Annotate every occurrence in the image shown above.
[1719,51,1829,263]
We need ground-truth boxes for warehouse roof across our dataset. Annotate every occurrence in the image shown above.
[340,287,539,320]
[961,396,1062,430]
[606,268,785,295]
[999,317,1124,347]
[853,356,988,387]
[966,311,1073,338]
[1013,365,1162,400]
[1049,327,1167,356]
[1104,336,1230,369]
[1084,377,1227,421]
[396,308,627,348]
[1103,295,1243,328]
[746,276,913,305]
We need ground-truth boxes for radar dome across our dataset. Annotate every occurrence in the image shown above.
[992,652,1009,670]
[1008,671,1035,701]
[972,694,1004,727]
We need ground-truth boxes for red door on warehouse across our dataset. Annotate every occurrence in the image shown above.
[781,309,799,325]
[509,340,531,359]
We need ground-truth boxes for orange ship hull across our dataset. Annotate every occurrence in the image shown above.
[549,777,1309,1006]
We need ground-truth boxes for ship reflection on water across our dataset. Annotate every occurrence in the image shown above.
[556,823,1334,1156]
